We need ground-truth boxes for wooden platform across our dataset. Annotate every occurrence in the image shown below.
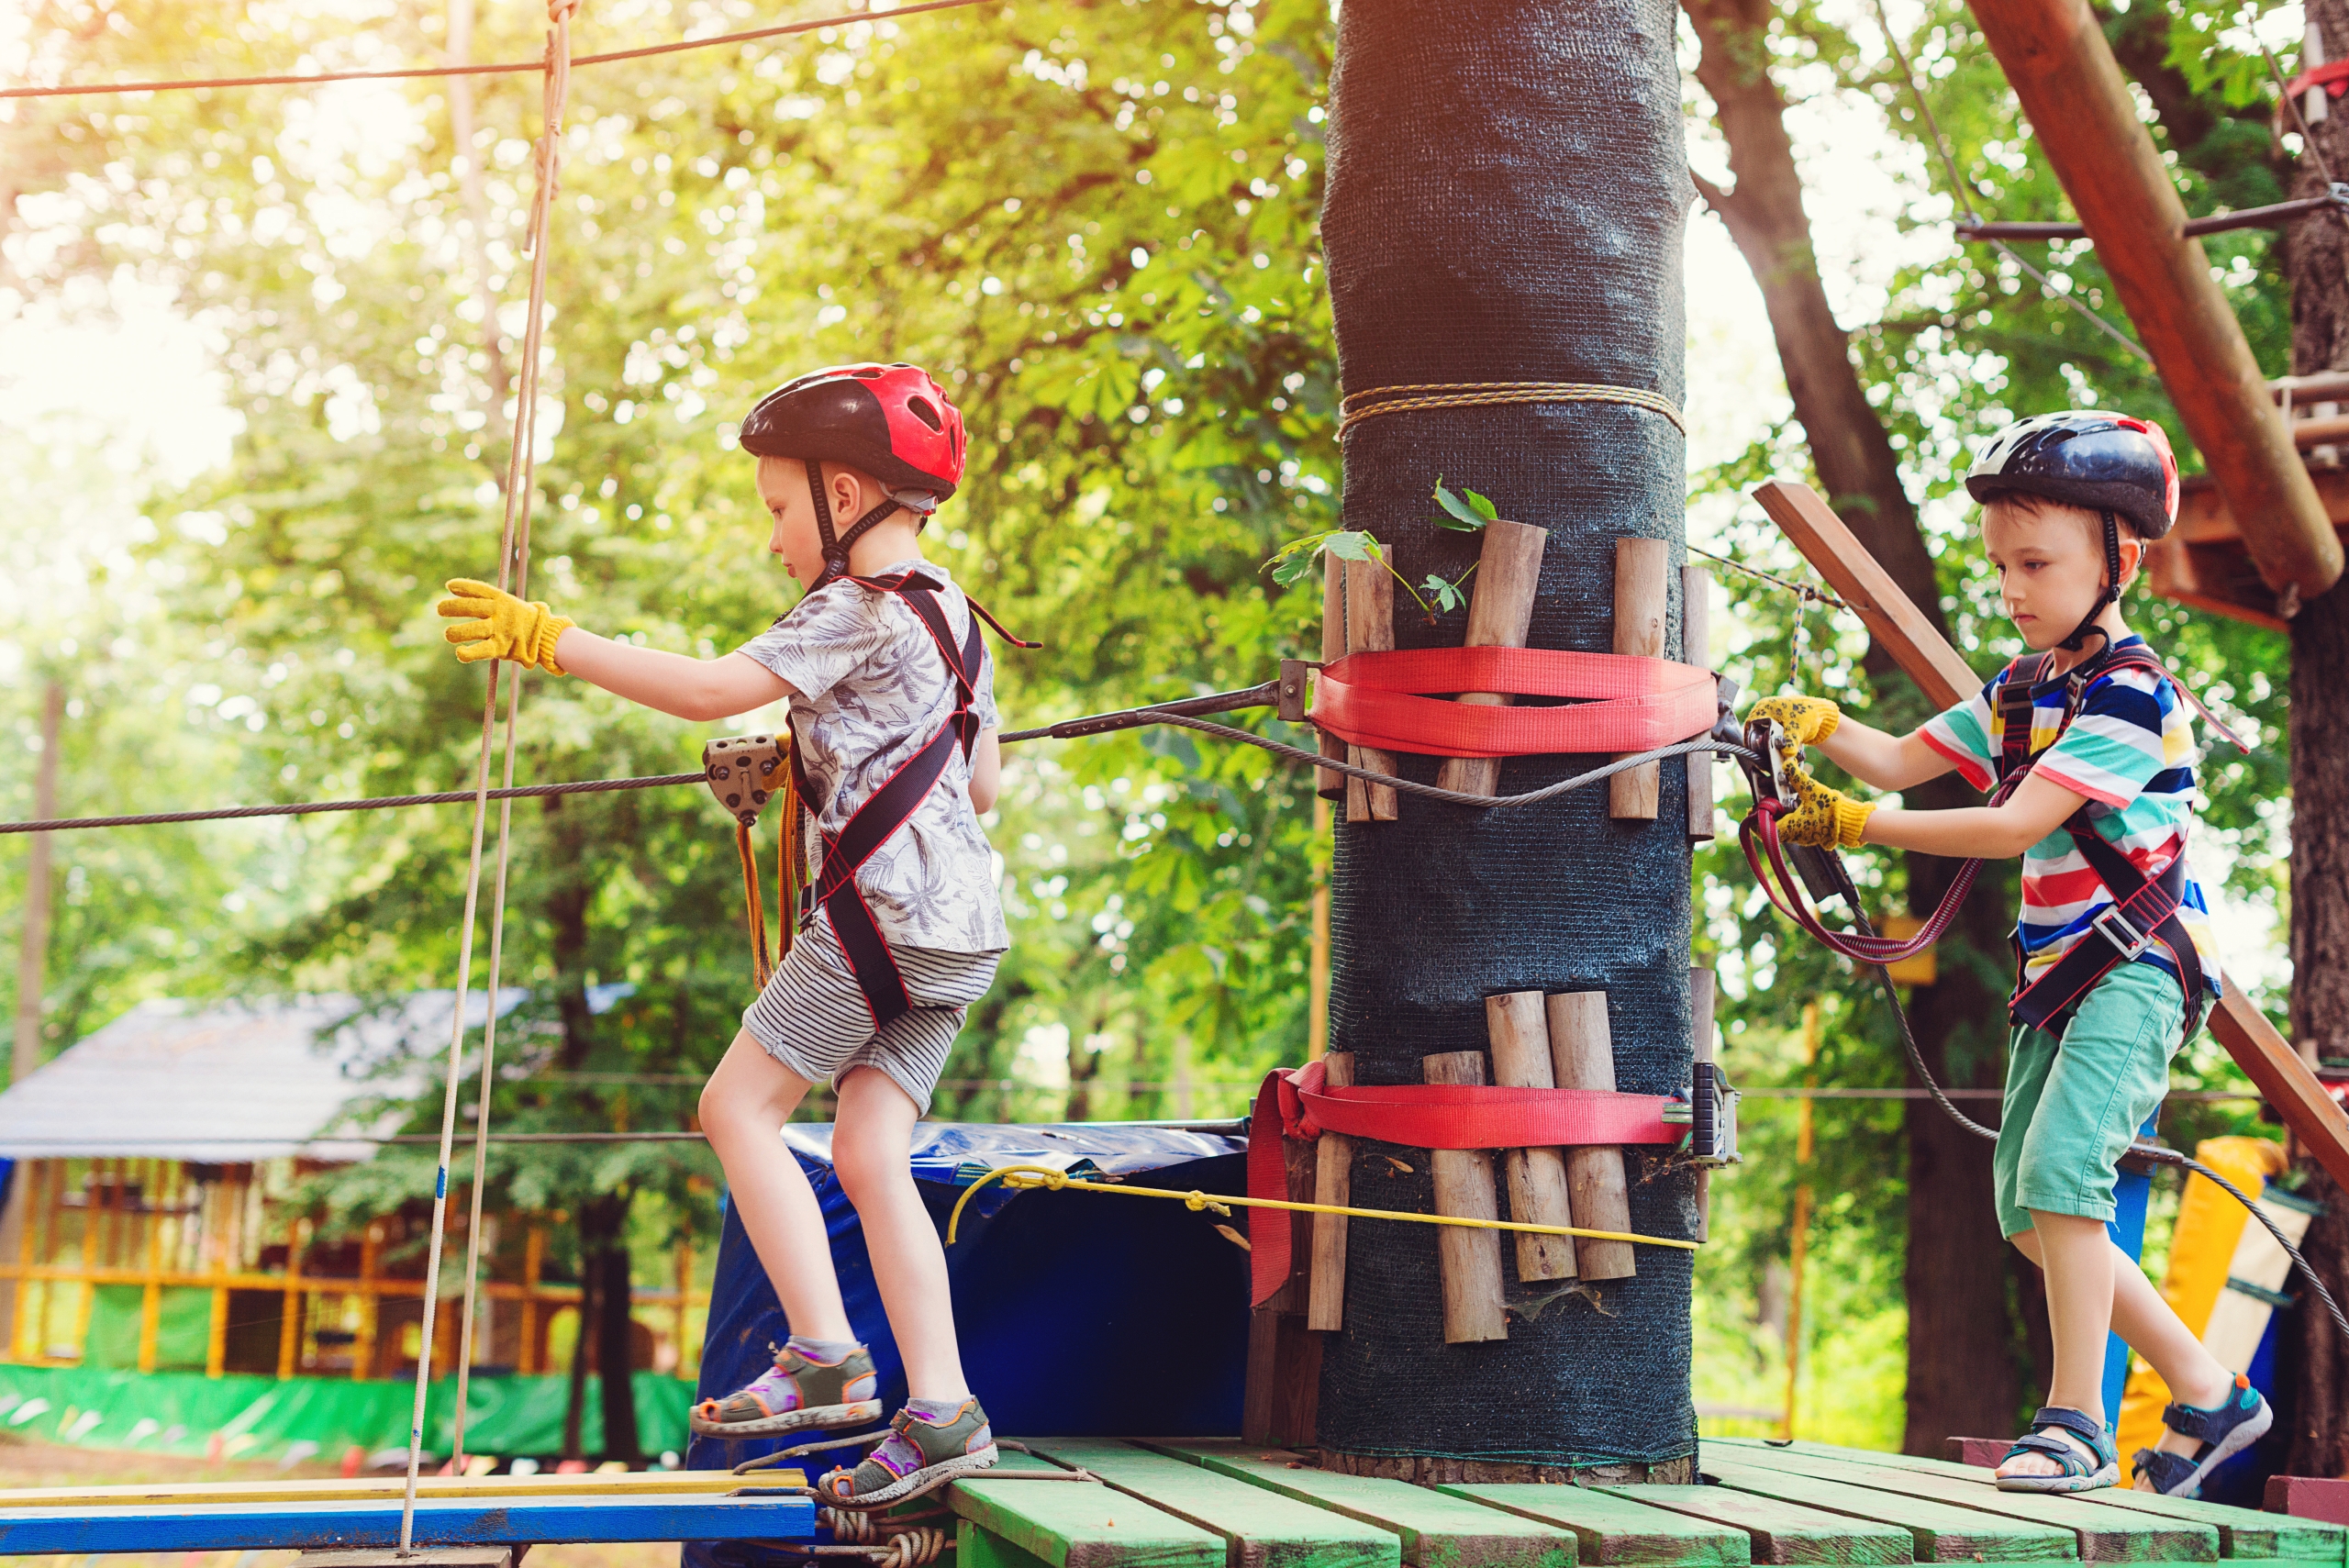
[949,1439,2347,1568]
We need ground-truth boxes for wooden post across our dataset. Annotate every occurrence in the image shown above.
[11,1162,38,1361]
[1546,992,1636,1280]
[1243,1129,1324,1444]
[1609,538,1672,819]
[1307,1051,1353,1331]
[1319,558,1348,799]
[353,1221,381,1382]
[1434,519,1547,798]
[1309,798,1332,1062]
[518,1224,544,1375]
[279,1218,306,1380]
[1754,474,2349,1195]
[1421,1051,1508,1342]
[1685,564,1715,841]
[1690,968,1716,1245]
[1483,992,1577,1283]
[1343,556,1399,822]
[1785,1001,1820,1441]
[138,1160,161,1374]
[674,1241,693,1376]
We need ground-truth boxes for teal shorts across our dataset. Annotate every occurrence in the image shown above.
[1993,961,2188,1240]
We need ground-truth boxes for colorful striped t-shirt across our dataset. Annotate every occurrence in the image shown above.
[1918,637,2221,1000]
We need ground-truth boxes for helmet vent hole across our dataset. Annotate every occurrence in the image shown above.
[907,395,944,431]
[852,367,885,379]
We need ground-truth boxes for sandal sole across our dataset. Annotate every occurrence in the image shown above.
[1998,1462,2120,1494]
[689,1398,884,1438]
[821,1443,1000,1509]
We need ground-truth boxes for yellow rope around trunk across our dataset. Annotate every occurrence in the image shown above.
[943,1162,1700,1251]
[1337,381,1687,436]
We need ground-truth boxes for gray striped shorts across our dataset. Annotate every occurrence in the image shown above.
[740,917,1002,1114]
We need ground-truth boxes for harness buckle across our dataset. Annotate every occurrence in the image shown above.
[2089,903,2155,962]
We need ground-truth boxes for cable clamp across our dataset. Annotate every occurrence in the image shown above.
[2089,904,2155,962]
[1276,659,1319,723]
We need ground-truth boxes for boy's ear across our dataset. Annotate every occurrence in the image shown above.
[2117,532,2145,589]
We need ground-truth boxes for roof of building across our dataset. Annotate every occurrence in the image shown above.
[0,984,629,1163]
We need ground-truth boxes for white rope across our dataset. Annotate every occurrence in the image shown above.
[398,0,579,1548]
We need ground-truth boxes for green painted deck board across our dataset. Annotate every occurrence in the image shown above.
[1701,1456,2076,1563]
[950,1451,1226,1568]
[1719,1445,2215,1562]
[1437,1482,1752,1567]
[1724,1441,2345,1564]
[1595,1484,1913,1565]
[1146,1441,1576,1568]
[1022,1440,1401,1568]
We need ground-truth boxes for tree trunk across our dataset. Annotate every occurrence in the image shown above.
[2283,4,2349,1464]
[562,1248,593,1462]
[1683,0,2029,1454]
[587,1193,642,1463]
[1316,0,1698,1477]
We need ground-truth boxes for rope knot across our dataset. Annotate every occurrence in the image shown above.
[547,0,584,22]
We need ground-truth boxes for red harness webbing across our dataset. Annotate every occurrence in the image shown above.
[1244,1060,1680,1307]
[1310,647,1716,758]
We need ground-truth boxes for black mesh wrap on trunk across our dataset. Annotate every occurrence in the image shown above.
[1316,0,1698,1469]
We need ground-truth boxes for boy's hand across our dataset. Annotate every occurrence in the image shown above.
[439,579,574,674]
[1750,695,1841,746]
[1776,755,1874,848]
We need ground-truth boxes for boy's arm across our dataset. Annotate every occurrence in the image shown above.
[553,628,793,723]
[1812,717,1957,793]
[1861,768,2087,859]
[969,728,1001,815]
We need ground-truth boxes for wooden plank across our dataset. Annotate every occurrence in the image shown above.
[1423,1051,1508,1341]
[1757,1442,2346,1562]
[1146,1440,1575,1568]
[1485,991,1577,1283]
[1436,518,1548,798]
[1700,1455,2075,1563]
[1024,1439,1402,1568]
[1308,1051,1354,1332]
[1344,556,1399,822]
[0,1469,803,1509]
[951,1452,1226,1568]
[1319,556,1349,797]
[1547,990,1635,1280]
[1438,1482,1749,1566]
[1752,475,2349,1197]
[1686,563,1716,840]
[2268,1475,2349,1530]
[1718,1441,2214,1562]
[0,1494,818,1552]
[1610,537,1672,818]
[1598,1484,1912,1565]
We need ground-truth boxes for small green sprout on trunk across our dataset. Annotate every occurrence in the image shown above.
[1264,477,1495,622]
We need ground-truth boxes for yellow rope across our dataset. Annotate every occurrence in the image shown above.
[944,1162,1699,1251]
[1338,381,1687,436]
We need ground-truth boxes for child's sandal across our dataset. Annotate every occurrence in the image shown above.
[817,1399,999,1508]
[1996,1406,2120,1494]
[2130,1376,2272,1497]
[689,1342,883,1437]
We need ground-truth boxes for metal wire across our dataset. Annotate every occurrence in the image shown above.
[1686,543,1849,611]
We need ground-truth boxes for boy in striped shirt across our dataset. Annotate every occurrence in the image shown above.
[1752,412,2266,1498]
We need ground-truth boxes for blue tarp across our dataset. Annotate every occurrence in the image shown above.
[684,1121,1252,1507]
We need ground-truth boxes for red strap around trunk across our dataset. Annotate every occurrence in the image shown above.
[1245,1062,1678,1307]
[1309,647,1715,758]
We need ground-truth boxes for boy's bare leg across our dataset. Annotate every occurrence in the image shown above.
[2002,1218,2236,1477]
[700,1028,856,1341]
[831,1065,971,1401]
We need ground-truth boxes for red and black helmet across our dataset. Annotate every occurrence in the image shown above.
[740,362,965,505]
[1963,410,2179,541]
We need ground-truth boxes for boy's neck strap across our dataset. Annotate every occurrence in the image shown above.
[806,458,905,594]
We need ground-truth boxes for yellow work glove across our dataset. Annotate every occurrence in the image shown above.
[1749,694,1842,746]
[1776,754,1875,849]
[438,579,574,674]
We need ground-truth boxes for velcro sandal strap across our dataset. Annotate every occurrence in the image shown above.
[2132,1449,2200,1495]
[2011,1407,2115,1472]
[2029,1406,2111,1450]
[2160,1384,2247,1446]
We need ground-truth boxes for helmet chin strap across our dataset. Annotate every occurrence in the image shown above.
[2055,507,2123,657]
[805,459,904,593]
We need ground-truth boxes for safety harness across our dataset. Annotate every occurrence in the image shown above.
[785,568,1033,1027]
[1991,644,2211,1040]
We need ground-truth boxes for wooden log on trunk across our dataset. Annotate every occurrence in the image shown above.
[1546,991,1636,1280]
[1242,1124,1325,1444]
[1422,1051,1508,1342]
[1609,537,1672,819]
[1319,556,1348,800]
[1308,1051,1355,1331]
[1690,965,1716,1245]
[1685,564,1715,841]
[1434,519,1548,798]
[1484,991,1577,1283]
[1344,556,1399,822]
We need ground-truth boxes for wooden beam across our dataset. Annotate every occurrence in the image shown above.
[2144,472,2349,630]
[1753,478,2349,1195]
[1965,0,2343,602]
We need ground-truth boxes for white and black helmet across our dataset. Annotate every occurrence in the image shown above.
[1965,411,2180,653]
[1964,410,2180,541]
